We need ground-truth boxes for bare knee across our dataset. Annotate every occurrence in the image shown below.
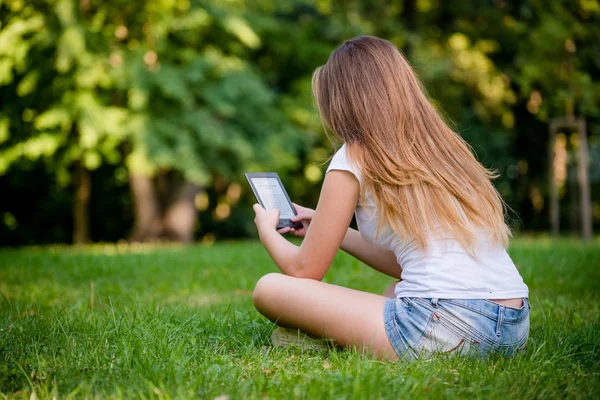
[252,273,288,315]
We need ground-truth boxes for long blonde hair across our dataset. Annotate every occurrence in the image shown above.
[312,36,510,251]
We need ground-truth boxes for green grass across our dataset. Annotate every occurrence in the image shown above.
[0,238,599,399]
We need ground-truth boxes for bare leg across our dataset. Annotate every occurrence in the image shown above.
[252,273,398,361]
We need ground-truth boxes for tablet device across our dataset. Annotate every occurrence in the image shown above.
[244,172,303,230]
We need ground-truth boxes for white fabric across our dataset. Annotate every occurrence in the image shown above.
[326,144,529,299]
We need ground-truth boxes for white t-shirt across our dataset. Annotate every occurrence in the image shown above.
[326,144,529,299]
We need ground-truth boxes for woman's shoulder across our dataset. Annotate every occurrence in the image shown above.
[326,144,363,182]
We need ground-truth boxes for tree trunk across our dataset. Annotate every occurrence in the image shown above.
[577,119,592,242]
[129,174,163,242]
[73,159,91,245]
[569,165,579,233]
[129,173,200,243]
[549,121,560,238]
[163,180,199,243]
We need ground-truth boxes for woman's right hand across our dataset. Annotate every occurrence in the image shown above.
[277,203,314,237]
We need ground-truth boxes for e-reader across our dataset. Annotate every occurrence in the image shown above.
[244,172,303,230]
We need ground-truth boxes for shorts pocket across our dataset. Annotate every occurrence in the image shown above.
[414,312,471,355]
[500,313,530,347]
[411,298,501,357]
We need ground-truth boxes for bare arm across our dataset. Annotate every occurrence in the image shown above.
[253,170,359,280]
[272,191,402,280]
[340,228,402,279]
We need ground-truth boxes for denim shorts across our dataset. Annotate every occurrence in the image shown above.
[383,297,530,359]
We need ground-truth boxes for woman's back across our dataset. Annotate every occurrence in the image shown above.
[327,144,528,300]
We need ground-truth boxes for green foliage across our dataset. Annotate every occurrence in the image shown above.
[0,0,125,182]
[512,1,600,118]
[1,0,599,242]
[0,239,599,397]
[0,0,308,185]
[110,0,310,184]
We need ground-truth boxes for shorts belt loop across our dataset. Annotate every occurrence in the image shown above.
[495,305,505,337]
[431,298,439,307]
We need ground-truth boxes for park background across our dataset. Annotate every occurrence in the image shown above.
[1,0,599,246]
[1,1,600,398]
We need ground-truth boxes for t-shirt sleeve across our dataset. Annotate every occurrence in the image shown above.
[326,144,362,182]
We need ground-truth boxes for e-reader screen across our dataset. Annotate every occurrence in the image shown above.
[250,178,295,218]
[244,172,302,230]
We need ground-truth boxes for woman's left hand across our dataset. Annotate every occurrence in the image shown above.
[253,204,280,233]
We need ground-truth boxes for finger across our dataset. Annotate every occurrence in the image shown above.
[277,227,291,234]
[291,212,308,222]
[252,203,264,214]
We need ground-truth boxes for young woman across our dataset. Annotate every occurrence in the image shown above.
[251,36,529,360]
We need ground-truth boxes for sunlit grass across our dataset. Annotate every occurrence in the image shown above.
[0,239,599,398]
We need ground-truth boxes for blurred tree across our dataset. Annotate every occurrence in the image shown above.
[511,0,600,236]
[0,0,307,243]
[108,0,307,242]
[0,0,128,244]
[0,0,598,245]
